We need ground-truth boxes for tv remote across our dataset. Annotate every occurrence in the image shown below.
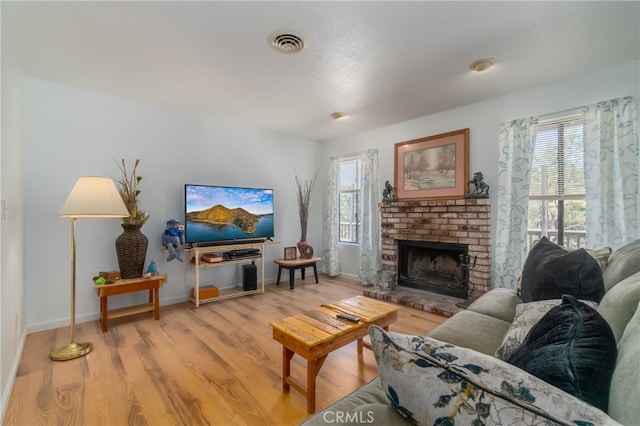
[336,313,361,322]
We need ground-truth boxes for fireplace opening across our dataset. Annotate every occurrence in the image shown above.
[397,240,469,299]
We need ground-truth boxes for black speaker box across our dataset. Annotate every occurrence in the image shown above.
[243,264,257,291]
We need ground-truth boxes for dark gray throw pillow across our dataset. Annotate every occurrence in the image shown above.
[504,295,617,412]
[520,237,605,303]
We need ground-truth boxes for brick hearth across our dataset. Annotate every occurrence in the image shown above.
[363,285,464,317]
[373,198,491,310]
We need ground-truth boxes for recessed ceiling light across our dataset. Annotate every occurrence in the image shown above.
[469,58,496,72]
[330,112,346,120]
[269,32,306,54]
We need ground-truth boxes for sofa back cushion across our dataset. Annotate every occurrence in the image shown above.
[597,270,640,343]
[608,300,640,425]
[603,238,640,291]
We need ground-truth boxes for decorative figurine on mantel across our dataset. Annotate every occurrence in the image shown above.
[466,171,490,198]
[162,219,185,262]
[382,180,396,202]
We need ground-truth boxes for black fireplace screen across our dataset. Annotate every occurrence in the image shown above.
[397,240,469,299]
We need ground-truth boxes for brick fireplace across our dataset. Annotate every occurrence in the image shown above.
[364,198,491,316]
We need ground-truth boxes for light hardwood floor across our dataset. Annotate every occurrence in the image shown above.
[4,275,444,426]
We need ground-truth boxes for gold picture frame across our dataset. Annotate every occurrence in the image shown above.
[394,128,469,200]
[284,246,297,260]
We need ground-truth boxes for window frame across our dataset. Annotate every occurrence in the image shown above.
[338,155,362,244]
[529,113,586,248]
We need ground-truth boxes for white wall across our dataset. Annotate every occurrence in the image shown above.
[23,78,321,332]
[319,60,640,280]
[1,2,26,419]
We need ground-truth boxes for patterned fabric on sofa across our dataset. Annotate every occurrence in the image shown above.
[369,325,620,426]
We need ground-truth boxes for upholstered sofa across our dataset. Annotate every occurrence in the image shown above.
[301,238,640,425]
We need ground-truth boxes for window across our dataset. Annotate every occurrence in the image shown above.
[528,114,586,248]
[339,156,361,243]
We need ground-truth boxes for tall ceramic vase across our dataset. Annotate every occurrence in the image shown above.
[297,240,314,259]
[115,224,149,279]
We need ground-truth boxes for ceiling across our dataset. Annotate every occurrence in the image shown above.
[4,1,639,142]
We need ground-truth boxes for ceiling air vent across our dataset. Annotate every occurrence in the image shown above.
[269,32,306,54]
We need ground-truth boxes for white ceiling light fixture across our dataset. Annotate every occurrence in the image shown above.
[469,58,496,72]
[269,32,306,54]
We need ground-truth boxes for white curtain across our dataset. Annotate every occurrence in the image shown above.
[321,157,339,276]
[357,149,381,284]
[583,96,639,249]
[494,117,539,289]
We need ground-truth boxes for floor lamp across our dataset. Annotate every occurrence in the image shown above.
[52,176,129,361]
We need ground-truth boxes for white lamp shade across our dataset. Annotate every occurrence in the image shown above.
[59,176,130,218]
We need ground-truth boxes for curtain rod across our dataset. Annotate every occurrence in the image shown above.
[331,149,377,160]
[539,95,633,121]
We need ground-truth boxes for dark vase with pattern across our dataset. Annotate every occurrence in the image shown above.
[115,224,149,279]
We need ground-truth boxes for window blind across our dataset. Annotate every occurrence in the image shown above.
[530,114,585,199]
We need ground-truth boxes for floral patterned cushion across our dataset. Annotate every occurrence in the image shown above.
[494,299,598,359]
[368,325,620,426]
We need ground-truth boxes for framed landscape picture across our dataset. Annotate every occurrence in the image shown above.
[394,128,469,200]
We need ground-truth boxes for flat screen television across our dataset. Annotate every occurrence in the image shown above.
[184,184,274,246]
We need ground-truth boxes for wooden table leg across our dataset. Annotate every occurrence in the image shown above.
[307,358,317,413]
[306,355,328,413]
[100,296,108,332]
[282,347,294,392]
[301,266,306,280]
[312,263,319,283]
[153,287,160,320]
[276,266,282,285]
[289,268,295,289]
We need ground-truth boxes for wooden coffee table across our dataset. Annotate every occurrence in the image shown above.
[269,295,398,413]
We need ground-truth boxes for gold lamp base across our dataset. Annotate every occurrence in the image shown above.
[50,342,93,361]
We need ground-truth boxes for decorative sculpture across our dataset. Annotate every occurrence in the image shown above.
[382,180,395,202]
[466,171,490,198]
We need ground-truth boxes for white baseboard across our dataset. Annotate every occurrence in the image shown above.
[1,326,26,424]
[25,277,284,334]
[337,271,359,281]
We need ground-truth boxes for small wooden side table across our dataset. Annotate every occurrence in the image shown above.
[274,257,321,289]
[93,274,166,332]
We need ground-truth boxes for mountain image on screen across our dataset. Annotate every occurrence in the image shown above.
[184,184,275,245]
[186,205,259,234]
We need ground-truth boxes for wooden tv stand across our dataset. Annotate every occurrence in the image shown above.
[190,241,277,306]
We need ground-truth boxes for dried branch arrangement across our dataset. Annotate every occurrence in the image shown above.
[295,170,318,241]
[115,158,149,226]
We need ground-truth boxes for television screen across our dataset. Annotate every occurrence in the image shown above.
[184,184,274,246]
